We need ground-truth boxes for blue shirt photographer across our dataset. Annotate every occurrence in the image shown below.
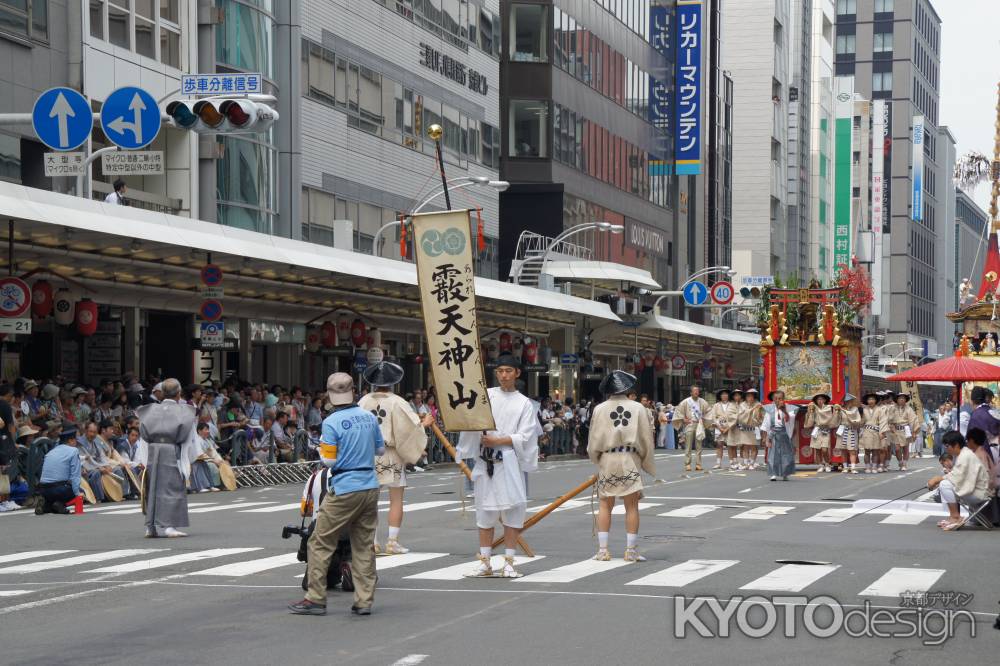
[320,406,384,496]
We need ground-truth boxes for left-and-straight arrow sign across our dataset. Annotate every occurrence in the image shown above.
[100,87,161,150]
[31,87,93,151]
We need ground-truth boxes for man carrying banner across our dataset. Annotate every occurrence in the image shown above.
[359,361,434,554]
[457,354,540,578]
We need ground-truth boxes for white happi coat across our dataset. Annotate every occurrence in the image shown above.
[457,386,540,511]
[359,391,428,486]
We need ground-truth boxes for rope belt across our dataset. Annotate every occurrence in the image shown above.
[480,449,503,478]
[607,446,637,453]
[864,425,880,432]
[737,425,756,432]
[817,428,830,434]
[894,425,908,431]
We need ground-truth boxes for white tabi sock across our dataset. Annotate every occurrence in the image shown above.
[388,526,400,541]
[480,546,491,559]
[626,533,638,548]
[598,531,609,549]
[505,548,516,560]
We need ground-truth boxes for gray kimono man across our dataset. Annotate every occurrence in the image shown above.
[762,390,798,481]
[137,378,198,538]
[671,386,710,472]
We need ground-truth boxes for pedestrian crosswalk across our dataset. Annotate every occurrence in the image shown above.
[0,547,955,605]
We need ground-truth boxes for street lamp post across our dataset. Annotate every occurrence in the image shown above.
[510,221,623,285]
[650,265,735,315]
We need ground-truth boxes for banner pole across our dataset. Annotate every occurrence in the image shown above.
[491,475,597,550]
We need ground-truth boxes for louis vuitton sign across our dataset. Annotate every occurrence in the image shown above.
[624,219,669,258]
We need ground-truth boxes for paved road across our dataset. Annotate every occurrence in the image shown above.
[1,452,996,665]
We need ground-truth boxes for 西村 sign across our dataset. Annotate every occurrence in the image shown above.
[100,86,161,150]
[682,281,709,307]
[0,277,31,318]
[710,281,735,305]
[44,152,86,177]
[182,73,263,96]
[101,150,163,175]
[200,321,225,347]
[32,87,92,151]
[674,0,702,175]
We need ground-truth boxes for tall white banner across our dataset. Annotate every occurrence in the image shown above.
[871,101,885,316]
[911,115,925,222]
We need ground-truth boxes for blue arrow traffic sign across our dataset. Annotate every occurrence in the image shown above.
[100,86,161,150]
[32,88,92,151]
[682,280,709,306]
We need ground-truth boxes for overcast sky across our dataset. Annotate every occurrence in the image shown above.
[936,0,1000,212]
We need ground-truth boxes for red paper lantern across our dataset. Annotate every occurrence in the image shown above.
[75,298,98,336]
[320,321,337,348]
[654,356,666,372]
[337,315,350,341]
[31,280,53,318]
[306,326,322,352]
[523,339,538,364]
[350,318,367,348]
[499,332,512,352]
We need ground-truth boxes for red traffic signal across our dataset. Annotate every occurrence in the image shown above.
[164,99,278,133]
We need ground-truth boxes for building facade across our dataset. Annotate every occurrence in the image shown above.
[786,0,813,282]
[808,0,835,281]
[953,186,988,311]
[834,0,944,356]
[722,0,793,282]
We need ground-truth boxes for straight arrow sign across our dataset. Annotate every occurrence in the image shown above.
[49,92,75,149]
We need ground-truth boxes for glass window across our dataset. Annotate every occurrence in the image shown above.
[835,34,855,54]
[108,2,130,48]
[442,104,461,156]
[836,0,856,14]
[442,0,459,37]
[216,0,274,76]
[552,6,564,68]
[136,0,155,20]
[347,62,360,115]
[160,27,180,67]
[480,122,493,167]
[89,0,103,38]
[30,0,45,38]
[136,17,156,58]
[874,32,893,53]
[358,66,382,134]
[0,132,21,183]
[422,98,441,155]
[566,14,575,78]
[307,43,336,105]
[0,0,27,36]
[510,3,547,62]
[479,8,492,53]
[466,1,476,42]
[160,0,178,22]
[335,57,348,108]
[509,100,547,157]
[873,71,892,91]
[383,79,402,143]
[875,0,893,12]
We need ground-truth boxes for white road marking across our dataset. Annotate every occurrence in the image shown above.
[238,503,301,513]
[388,501,460,513]
[404,556,544,581]
[878,513,929,525]
[643,495,846,505]
[803,508,861,523]
[525,499,589,513]
[608,503,662,516]
[658,504,721,518]
[740,564,841,592]
[859,568,946,598]
[375,552,450,570]
[390,655,429,666]
[0,549,165,574]
[101,503,216,515]
[188,502,277,513]
[514,557,633,583]
[189,553,300,577]
[0,590,32,597]
[731,506,795,520]
[87,548,262,573]
[0,550,76,565]
[627,559,739,587]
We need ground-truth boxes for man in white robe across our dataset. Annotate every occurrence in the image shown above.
[457,354,539,578]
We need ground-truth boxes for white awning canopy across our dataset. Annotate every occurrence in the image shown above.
[640,313,761,346]
[542,260,660,288]
[0,182,619,330]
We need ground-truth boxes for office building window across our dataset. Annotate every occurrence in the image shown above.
[509,100,548,158]
[89,0,183,68]
[873,32,893,53]
[875,0,893,12]
[835,34,855,55]
[872,71,892,92]
[510,3,547,62]
[836,0,856,15]
[0,0,47,41]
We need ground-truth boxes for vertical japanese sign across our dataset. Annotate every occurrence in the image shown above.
[911,115,925,222]
[674,0,702,175]
[871,100,885,316]
[412,210,495,431]
[648,3,671,167]
[833,80,855,272]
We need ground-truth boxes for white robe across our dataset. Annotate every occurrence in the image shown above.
[457,387,539,511]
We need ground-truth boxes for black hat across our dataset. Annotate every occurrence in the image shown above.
[715,388,731,401]
[862,392,879,403]
[495,353,522,370]
[730,388,745,397]
[744,388,759,398]
[599,370,637,397]
[59,422,78,441]
[894,392,911,402]
[363,361,404,388]
[812,393,831,405]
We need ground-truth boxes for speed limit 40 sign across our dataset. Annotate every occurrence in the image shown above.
[710,281,734,305]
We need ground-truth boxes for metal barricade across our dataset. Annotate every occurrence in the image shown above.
[231,461,318,488]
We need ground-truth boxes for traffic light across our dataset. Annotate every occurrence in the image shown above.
[165,99,278,133]
[739,287,762,299]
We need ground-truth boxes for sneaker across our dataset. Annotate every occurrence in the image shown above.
[351,605,372,616]
[901,463,907,471]
[471,553,493,577]
[384,539,410,555]
[163,527,188,538]
[340,563,354,592]
[623,547,646,563]
[412,465,424,472]
[288,599,327,616]
[770,475,777,481]
[198,488,212,493]
[500,555,520,577]
[593,548,611,561]
[713,462,722,469]
[144,528,157,538]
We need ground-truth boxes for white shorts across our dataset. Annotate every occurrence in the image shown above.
[383,467,407,489]
[475,504,527,529]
